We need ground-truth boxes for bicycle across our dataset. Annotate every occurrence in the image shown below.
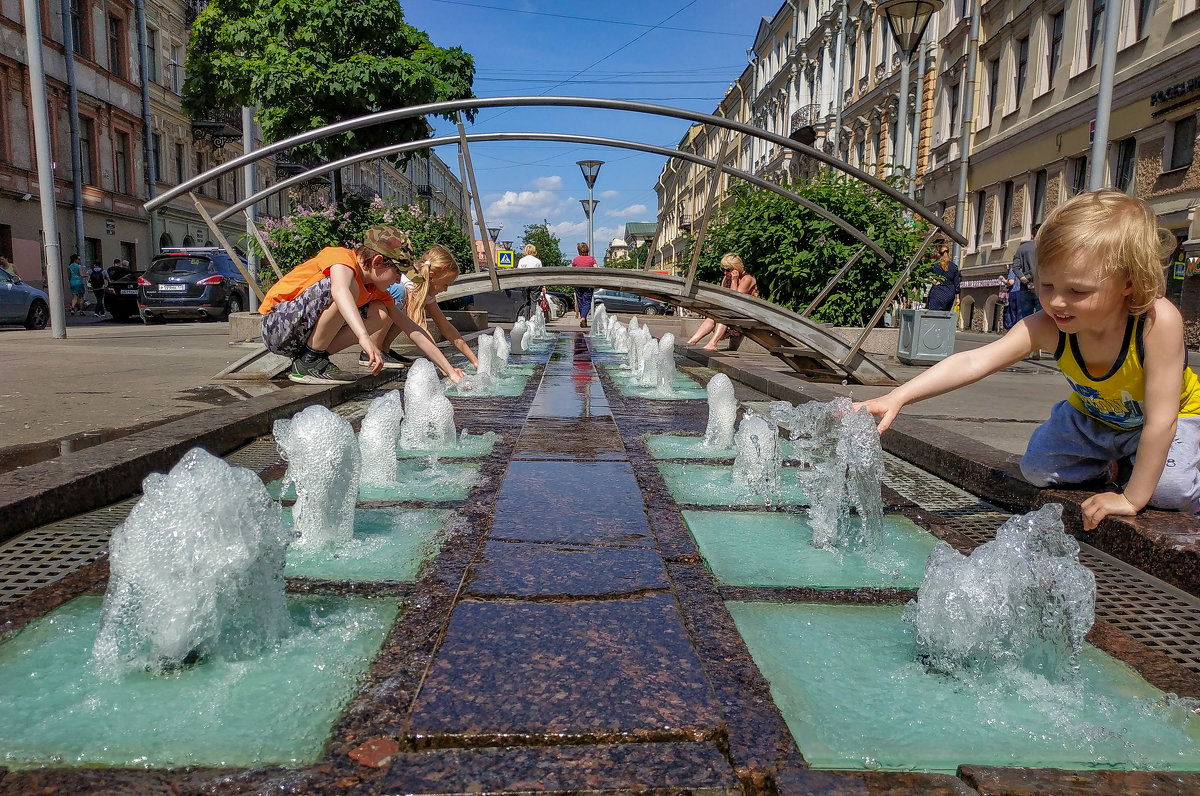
[515,286,550,321]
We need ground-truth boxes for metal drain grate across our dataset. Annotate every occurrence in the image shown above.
[0,498,136,607]
[225,436,284,472]
[883,453,996,513]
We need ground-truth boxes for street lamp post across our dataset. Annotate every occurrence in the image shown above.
[577,160,603,257]
[879,0,943,188]
[486,225,501,269]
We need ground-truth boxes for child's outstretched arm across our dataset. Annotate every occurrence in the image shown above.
[855,312,1055,433]
[427,302,479,367]
[1081,299,1186,530]
[386,304,466,385]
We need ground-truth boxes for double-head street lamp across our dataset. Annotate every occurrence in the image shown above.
[577,160,603,258]
[878,0,943,188]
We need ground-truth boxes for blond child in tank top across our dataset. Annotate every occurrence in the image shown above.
[857,190,1200,531]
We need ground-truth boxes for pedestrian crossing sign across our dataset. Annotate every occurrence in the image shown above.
[497,250,514,267]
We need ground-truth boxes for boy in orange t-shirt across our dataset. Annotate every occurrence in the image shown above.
[259,225,465,385]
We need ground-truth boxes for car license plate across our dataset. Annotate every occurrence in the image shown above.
[159,284,186,292]
[118,288,135,294]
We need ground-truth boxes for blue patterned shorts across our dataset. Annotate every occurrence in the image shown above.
[261,277,333,357]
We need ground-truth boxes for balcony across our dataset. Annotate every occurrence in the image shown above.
[790,104,821,132]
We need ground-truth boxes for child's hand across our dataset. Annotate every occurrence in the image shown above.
[360,339,384,375]
[1080,491,1137,531]
[851,396,903,434]
[446,367,466,385]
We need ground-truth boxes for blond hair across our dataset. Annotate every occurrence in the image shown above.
[1036,189,1172,315]
[524,244,537,256]
[720,252,745,273]
[405,244,460,325]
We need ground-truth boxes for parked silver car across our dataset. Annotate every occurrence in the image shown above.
[0,270,49,329]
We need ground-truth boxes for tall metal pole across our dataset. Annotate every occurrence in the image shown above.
[23,0,66,337]
[59,0,84,269]
[895,55,910,182]
[457,145,472,237]
[587,182,595,257]
[908,42,927,198]
[136,0,158,261]
[953,2,981,263]
[242,106,259,280]
[1089,0,1123,190]
[455,113,500,289]
[832,0,848,156]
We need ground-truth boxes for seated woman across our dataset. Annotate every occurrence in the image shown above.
[687,253,757,350]
[372,244,480,371]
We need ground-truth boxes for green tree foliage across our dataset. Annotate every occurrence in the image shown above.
[698,171,933,326]
[520,223,564,268]
[250,195,472,289]
[184,0,475,164]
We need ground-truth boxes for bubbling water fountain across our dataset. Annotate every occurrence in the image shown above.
[732,413,782,499]
[655,332,677,395]
[510,318,528,355]
[703,373,737,448]
[904,503,1096,681]
[275,405,360,551]
[493,327,511,365]
[400,358,458,450]
[591,304,608,338]
[91,448,292,678]
[359,390,404,486]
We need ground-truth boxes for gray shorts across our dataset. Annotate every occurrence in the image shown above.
[261,277,333,358]
[1020,399,1200,511]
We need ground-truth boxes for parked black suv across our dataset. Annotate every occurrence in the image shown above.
[139,248,250,323]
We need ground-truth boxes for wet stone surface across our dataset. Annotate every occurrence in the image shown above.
[404,594,722,743]
[382,741,738,795]
[511,419,627,460]
[488,460,652,546]
[775,769,980,796]
[527,375,610,419]
[466,540,669,597]
[959,765,1200,796]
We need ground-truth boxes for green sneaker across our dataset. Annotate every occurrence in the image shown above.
[289,356,357,385]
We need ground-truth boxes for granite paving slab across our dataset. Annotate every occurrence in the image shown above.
[466,540,669,597]
[528,375,610,419]
[959,765,1200,796]
[382,741,737,795]
[544,362,595,376]
[774,768,979,795]
[488,461,652,546]
[405,594,721,741]
[512,419,627,460]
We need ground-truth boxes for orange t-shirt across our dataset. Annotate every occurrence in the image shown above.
[258,247,395,314]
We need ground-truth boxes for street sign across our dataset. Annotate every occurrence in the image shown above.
[497,250,514,267]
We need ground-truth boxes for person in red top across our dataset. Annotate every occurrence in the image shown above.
[571,242,598,328]
[259,225,465,385]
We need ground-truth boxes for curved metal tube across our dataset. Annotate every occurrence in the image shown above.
[213,131,892,263]
[145,95,966,245]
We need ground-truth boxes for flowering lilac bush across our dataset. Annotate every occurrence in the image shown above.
[251,195,473,290]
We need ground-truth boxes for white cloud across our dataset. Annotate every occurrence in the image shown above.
[599,189,620,199]
[532,175,563,190]
[485,189,562,227]
[604,203,647,218]
[548,220,587,241]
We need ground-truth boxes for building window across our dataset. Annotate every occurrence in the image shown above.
[1032,169,1048,224]
[79,117,94,185]
[1048,11,1064,89]
[1170,115,1196,170]
[948,82,961,137]
[1176,0,1199,19]
[1089,0,1105,67]
[196,152,206,194]
[855,137,865,166]
[121,241,136,269]
[170,46,183,93]
[69,0,86,56]
[1114,138,1136,191]
[987,57,1000,121]
[1014,37,1029,109]
[863,26,873,79]
[151,133,162,180]
[974,190,987,249]
[114,131,129,194]
[1135,0,1155,39]
[85,237,102,269]
[108,15,125,79]
[1001,181,1014,245]
[175,141,185,183]
[216,171,225,201]
[1071,155,1089,194]
[146,29,159,83]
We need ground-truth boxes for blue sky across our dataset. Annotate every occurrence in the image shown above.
[404,0,782,259]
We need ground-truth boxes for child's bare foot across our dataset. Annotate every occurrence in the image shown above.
[702,343,719,351]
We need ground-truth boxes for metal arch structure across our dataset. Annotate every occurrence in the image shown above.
[146,96,966,384]
[440,268,898,386]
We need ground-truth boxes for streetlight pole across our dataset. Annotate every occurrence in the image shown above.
[879,0,943,190]
[487,224,501,267]
[577,160,603,257]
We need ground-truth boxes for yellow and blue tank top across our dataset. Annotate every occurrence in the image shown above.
[1056,314,1200,430]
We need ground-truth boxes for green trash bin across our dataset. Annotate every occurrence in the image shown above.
[897,309,957,365]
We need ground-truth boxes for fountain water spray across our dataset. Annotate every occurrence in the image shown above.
[655,333,677,395]
[400,358,458,450]
[904,503,1096,681]
[275,405,360,550]
[92,448,292,677]
[591,304,608,338]
[493,327,510,365]
[703,373,737,448]
[510,319,528,355]
[732,413,781,499]
[359,390,404,486]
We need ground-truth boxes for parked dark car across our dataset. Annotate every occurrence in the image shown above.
[592,288,672,315]
[103,263,140,322]
[0,269,49,329]
[138,248,250,323]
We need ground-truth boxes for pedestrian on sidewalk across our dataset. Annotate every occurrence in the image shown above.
[572,242,597,328]
[1005,224,1040,330]
[857,190,1200,531]
[687,253,758,350]
[66,254,86,315]
[89,261,111,316]
[258,226,466,386]
[925,244,959,312]
[0,256,14,277]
